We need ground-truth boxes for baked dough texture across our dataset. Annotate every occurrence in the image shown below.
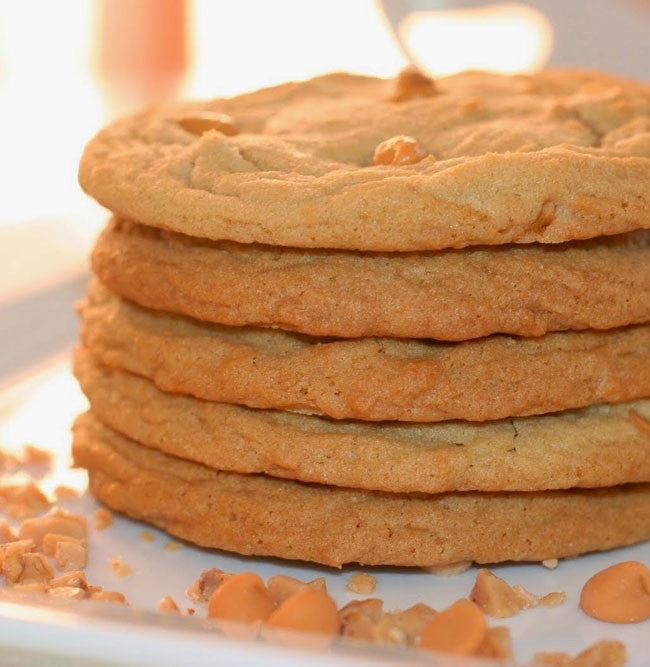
[74,348,650,494]
[74,413,650,568]
[92,220,650,340]
[79,70,650,251]
[80,281,650,422]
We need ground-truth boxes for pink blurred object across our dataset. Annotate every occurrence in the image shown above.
[97,0,188,112]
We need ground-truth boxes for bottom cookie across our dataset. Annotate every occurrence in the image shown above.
[73,413,650,568]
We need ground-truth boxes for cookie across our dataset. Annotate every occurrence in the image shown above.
[74,413,650,567]
[74,348,650,494]
[93,220,650,340]
[79,70,650,251]
[80,281,650,422]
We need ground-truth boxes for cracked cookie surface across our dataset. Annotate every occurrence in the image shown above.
[79,69,650,251]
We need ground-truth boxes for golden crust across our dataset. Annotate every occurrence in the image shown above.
[80,281,650,422]
[74,348,650,494]
[79,70,650,251]
[74,413,650,568]
[93,220,650,340]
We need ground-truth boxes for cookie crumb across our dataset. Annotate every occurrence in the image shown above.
[346,573,376,595]
[424,560,472,576]
[20,552,54,584]
[535,639,626,666]
[164,541,183,552]
[471,568,564,618]
[20,508,87,547]
[94,508,113,531]
[109,557,132,578]
[185,608,195,615]
[54,485,79,500]
[267,574,326,605]
[21,445,52,466]
[542,558,559,569]
[90,590,129,605]
[186,568,230,603]
[0,519,17,544]
[0,481,50,519]
[158,595,180,613]
[54,541,87,572]
[140,531,154,542]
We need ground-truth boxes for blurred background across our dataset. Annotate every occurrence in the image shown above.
[1,0,649,387]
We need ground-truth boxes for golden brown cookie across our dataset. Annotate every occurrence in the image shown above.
[74,348,650,494]
[79,70,650,251]
[74,413,650,568]
[93,220,650,340]
[80,281,650,422]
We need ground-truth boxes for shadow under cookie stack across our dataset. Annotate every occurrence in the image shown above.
[74,67,650,568]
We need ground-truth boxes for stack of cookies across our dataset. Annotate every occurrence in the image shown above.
[74,68,650,567]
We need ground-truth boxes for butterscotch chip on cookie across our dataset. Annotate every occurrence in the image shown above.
[79,70,650,251]
[80,281,650,423]
[74,348,650,494]
[72,413,650,568]
[93,220,650,340]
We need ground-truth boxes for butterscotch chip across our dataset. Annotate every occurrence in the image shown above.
[79,70,650,252]
[542,558,560,569]
[346,573,376,595]
[425,561,473,576]
[50,570,88,590]
[54,542,87,572]
[19,508,87,548]
[140,531,154,542]
[94,508,113,530]
[372,135,428,166]
[186,568,230,603]
[19,552,54,584]
[391,66,436,101]
[0,482,50,519]
[176,112,237,137]
[267,575,326,605]
[93,219,650,344]
[158,595,180,613]
[73,414,650,567]
[75,349,650,495]
[109,557,132,577]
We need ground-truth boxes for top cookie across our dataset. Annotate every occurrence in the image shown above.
[80,69,650,251]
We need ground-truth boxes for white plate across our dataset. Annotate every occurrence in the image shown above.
[0,355,648,666]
